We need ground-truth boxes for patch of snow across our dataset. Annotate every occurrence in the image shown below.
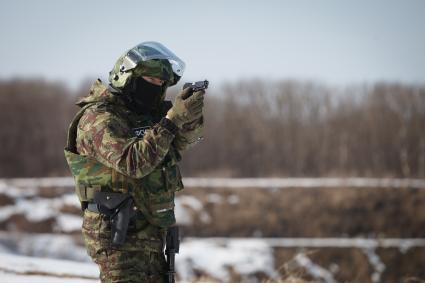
[256,237,425,248]
[0,234,425,283]
[3,177,425,189]
[177,238,276,282]
[0,233,90,262]
[207,193,223,203]
[362,248,385,283]
[1,177,75,188]
[55,214,83,233]
[398,239,419,253]
[329,263,339,274]
[178,195,203,210]
[0,193,81,222]
[227,194,240,205]
[0,205,19,221]
[0,252,98,279]
[175,196,210,225]
[61,194,81,207]
[0,182,38,198]
[295,253,337,283]
[0,272,99,283]
[174,199,193,225]
[17,198,57,221]
[0,243,14,254]
[183,177,425,189]
[199,212,211,224]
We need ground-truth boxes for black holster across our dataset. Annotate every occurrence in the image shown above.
[93,191,136,247]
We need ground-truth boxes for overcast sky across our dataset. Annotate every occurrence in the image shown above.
[1,0,424,89]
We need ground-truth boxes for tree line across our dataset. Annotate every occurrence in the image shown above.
[0,78,424,178]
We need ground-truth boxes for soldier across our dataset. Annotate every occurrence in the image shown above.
[64,41,205,282]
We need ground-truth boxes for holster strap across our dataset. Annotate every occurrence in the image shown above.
[87,203,100,213]
[77,184,101,202]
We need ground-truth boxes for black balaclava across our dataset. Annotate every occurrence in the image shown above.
[123,76,166,115]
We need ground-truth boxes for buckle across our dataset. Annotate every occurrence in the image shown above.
[86,203,100,213]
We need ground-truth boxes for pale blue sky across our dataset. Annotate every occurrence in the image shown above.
[1,0,424,89]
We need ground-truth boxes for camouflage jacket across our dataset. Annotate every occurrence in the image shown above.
[76,80,203,177]
[64,79,203,227]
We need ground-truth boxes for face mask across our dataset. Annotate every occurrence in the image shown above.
[127,76,165,114]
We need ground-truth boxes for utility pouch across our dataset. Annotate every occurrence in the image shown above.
[93,191,137,247]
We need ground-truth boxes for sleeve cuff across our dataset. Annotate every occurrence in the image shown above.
[159,117,179,135]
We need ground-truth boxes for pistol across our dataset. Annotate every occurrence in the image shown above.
[182,80,209,99]
[92,192,136,247]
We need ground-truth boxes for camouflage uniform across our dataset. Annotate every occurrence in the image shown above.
[65,72,203,282]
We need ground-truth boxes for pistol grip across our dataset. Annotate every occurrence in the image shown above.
[111,198,134,246]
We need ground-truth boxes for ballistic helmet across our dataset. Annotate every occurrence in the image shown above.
[109,41,185,89]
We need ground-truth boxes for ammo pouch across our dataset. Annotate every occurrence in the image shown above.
[93,191,136,247]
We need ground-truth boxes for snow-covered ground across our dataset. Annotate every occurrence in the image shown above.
[1,232,425,283]
[191,237,425,251]
[0,235,276,283]
[0,181,211,231]
[2,177,425,189]
[0,232,89,261]
[0,252,99,283]
[2,176,423,234]
[1,177,425,282]
[0,192,81,231]
[2,177,424,233]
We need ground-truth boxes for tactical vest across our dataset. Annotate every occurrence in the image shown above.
[64,99,184,228]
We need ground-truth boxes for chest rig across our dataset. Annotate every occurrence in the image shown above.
[64,96,184,228]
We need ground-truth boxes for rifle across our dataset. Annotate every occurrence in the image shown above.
[165,226,180,283]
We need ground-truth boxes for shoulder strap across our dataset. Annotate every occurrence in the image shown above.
[65,104,95,153]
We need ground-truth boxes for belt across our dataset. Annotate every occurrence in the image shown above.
[86,202,144,219]
[86,203,100,213]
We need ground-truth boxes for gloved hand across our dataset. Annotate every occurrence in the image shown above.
[166,88,205,128]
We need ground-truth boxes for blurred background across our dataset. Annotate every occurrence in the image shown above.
[0,1,424,282]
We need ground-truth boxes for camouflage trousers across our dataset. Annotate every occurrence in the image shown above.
[82,210,167,283]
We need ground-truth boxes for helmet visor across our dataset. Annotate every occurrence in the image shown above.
[121,41,185,77]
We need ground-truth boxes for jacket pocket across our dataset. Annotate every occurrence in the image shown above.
[82,210,111,258]
[163,165,184,192]
[145,188,175,228]
[132,165,183,228]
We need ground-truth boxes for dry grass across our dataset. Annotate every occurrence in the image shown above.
[180,186,425,238]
